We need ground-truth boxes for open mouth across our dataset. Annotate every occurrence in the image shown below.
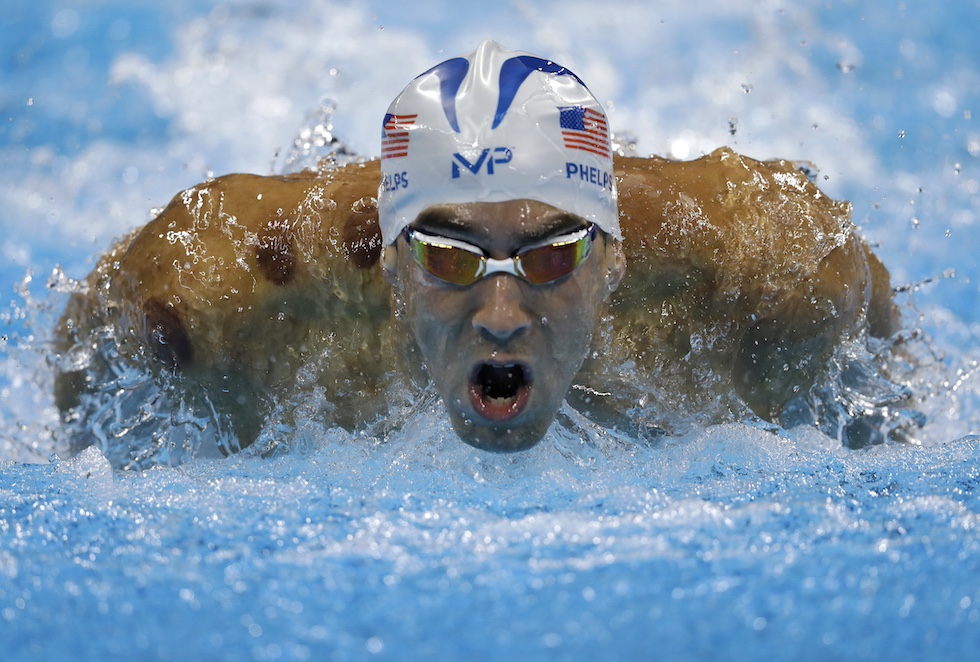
[468,361,533,422]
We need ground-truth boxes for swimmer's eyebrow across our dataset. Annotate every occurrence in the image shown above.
[412,208,588,244]
[412,207,462,235]
[521,212,589,243]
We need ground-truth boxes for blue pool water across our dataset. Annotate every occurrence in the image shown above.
[2,1,980,659]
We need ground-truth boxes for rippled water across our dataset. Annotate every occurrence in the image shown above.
[2,1,980,659]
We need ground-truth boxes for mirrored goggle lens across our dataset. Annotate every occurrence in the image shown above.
[517,228,595,284]
[409,238,484,285]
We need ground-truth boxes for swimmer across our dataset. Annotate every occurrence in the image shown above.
[53,40,902,464]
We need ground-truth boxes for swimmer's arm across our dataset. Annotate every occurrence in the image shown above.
[733,234,896,420]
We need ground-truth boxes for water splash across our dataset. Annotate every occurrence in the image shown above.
[271,98,366,175]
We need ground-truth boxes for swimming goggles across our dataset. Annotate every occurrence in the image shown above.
[404,223,597,286]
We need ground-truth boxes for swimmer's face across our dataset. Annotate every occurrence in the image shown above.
[385,200,624,452]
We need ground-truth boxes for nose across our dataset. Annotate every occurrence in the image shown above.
[471,275,532,343]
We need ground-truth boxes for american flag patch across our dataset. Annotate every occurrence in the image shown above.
[559,106,610,159]
[382,113,416,159]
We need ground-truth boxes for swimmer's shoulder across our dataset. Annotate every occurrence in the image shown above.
[613,148,856,280]
[118,160,385,292]
[95,161,390,374]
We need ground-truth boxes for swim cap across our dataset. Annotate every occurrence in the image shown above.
[378,39,620,245]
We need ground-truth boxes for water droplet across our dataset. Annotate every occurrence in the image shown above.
[108,18,131,41]
[51,9,80,39]
[352,196,377,214]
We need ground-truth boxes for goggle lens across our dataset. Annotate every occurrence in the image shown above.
[518,232,593,284]
[409,239,483,286]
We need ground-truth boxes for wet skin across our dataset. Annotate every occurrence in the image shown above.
[384,199,625,452]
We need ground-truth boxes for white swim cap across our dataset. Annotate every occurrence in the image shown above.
[378,39,619,245]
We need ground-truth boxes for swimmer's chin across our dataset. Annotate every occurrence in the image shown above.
[447,411,550,453]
